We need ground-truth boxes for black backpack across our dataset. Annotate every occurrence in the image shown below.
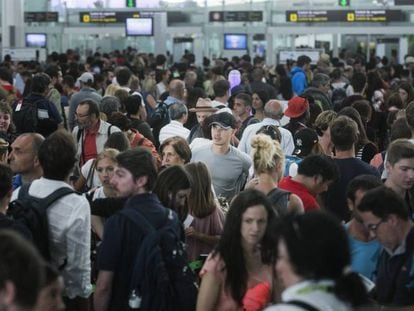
[120,207,198,311]
[12,98,42,134]
[147,101,170,146]
[12,97,59,136]
[7,183,74,262]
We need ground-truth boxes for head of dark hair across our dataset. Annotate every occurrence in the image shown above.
[153,165,191,222]
[0,67,13,83]
[390,118,412,142]
[31,73,51,94]
[338,107,369,146]
[330,115,359,151]
[104,131,130,151]
[159,136,192,164]
[358,186,410,221]
[213,80,230,97]
[252,90,269,110]
[62,75,75,88]
[346,174,382,202]
[387,138,414,165]
[155,54,166,66]
[184,162,216,218]
[215,189,277,304]
[124,95,143,116]
[276,211,369,307]
[350,72,367,93]
[38,130,77,180]
[297,154,339,182]
[44,65,60,79]
[186,87,206,107]
[235,93,252,107]
[0,163,13,199]
[405,101,414,130]
[398,81,414,103]
[78,99,100,119]
[116,148,157,191]
[0,230,45,308]
[386,92,404,110]
[351,100,372,125]
[115,67,131,86]
[297,55,311,68]
[107,111,131,131]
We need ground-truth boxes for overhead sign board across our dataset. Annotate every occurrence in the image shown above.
[25,12,58,22]
[80,11,143,23]
[395,0,414,4]
[209,11,263,22]
[286,10,406,23]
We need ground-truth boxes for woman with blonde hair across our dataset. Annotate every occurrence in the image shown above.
[87,148,119,239]
[249,134,303,216]
[184,162,225,261]
[104,83,122,97]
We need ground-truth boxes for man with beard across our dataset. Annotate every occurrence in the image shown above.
[94,148,184,310]
[72,99,120,169]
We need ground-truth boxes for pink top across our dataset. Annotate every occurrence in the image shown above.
[200,253,273,311]
[186,206,225,261]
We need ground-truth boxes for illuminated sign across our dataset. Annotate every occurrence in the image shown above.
[338,0,350,6]
[209,11,263,22]
[25,12,58,22]
[286,10,406,22]
[80,11,144,23]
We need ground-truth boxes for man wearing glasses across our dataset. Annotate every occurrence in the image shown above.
[72,99,120,168]
[358,186,414,308]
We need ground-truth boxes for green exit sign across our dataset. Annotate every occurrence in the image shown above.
[126,0,136,7]
[339,0,350,6]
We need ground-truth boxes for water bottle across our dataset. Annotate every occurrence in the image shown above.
[128,290,141,310]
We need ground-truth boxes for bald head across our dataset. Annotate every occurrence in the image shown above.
[264,100,283,120]
[169,79,185,100]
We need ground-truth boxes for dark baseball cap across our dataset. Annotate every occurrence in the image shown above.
[293,128,319,157]
[208,112,237,130]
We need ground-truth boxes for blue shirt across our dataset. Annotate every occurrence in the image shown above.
[346,225,381,281]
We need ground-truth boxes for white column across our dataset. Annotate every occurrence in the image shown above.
[1,0,25,48]
[153,12,167,55]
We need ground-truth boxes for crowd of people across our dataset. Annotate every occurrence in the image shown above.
[0,47,414,310]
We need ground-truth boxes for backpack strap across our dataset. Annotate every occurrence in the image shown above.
[76,128,85,165]
[120,207,170,234]
[85,159,97,190]
[107,124,113,136]
[18,183,75,209]
[285,300,320,311]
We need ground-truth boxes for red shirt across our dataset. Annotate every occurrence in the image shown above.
[81,120,100,166]
[279,176,319,212]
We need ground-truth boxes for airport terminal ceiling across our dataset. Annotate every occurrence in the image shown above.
[0,0,412,64]
[41,0,414,9]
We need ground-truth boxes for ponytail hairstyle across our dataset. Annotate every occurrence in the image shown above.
[277,211,370,308]
[250,134,285,181]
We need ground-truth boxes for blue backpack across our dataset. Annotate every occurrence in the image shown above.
[120,207,198,311]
